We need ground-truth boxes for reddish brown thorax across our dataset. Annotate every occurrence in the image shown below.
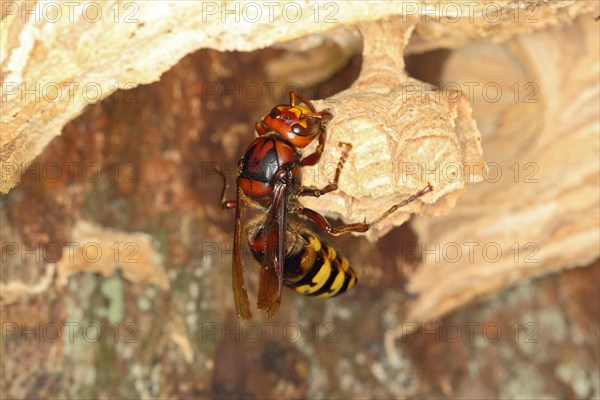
[238,134,301,203]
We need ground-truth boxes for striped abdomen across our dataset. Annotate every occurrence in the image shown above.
[284,230,357,298]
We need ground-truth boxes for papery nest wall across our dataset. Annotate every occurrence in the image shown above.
[300,19,485,241]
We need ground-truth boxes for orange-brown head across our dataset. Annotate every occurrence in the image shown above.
[255,92,332,148]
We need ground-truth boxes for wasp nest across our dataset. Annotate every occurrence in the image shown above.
[300,19,485,240]
[1,1,598,324]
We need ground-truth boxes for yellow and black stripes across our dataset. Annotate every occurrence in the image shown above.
[284,231,357,298]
